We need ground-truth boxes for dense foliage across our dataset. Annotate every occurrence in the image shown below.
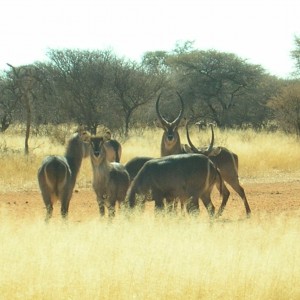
[1,37,300,143]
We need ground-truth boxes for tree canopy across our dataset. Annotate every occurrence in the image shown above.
[1,38,300,154]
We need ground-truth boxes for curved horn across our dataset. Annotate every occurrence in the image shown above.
[186,119,199,153]
[172,91,184,126]
[205,123,214,155]
[186,121,214,156]
[156,92,170,127]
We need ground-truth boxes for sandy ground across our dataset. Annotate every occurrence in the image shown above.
[1,178,299,222]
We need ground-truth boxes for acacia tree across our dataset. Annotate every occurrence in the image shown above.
[142,51,170,74]
[30,62,62,126]
[166,49,266,127]
[267,36,300,136]
[111,58,165,136]
[0,74,19,132]
[47,49,116,134]
[291,35,300,77]
[268,82,300,136]
[6,64,42,154]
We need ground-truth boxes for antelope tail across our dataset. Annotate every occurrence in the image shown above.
[44,162,68,198]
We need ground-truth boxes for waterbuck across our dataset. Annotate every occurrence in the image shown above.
[89,135,130,218]
[157,91,215,212]
[126,93,214,181]
[156,92,192,156]
[186,122,251,217]
[37,129,90,221]
[127,153,230,217]
[157,92,214,156]
[124,118,215,212]
[124,123,214,182]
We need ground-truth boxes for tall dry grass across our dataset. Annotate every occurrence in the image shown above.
[0,214,299,299]
[1,126,299,192]
[0,126,300,299]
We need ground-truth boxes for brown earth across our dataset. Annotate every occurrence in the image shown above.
[1,179,299,222]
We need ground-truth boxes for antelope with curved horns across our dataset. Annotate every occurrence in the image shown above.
[156,92,216,212]
[125,123,215,183]
[156,92,192,156]
[124,92,189,202]
[37,128,91,221]
[186,122,251,217]
[124,120,216,213]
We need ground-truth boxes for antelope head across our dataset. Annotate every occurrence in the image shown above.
[156,92,186,156]
[186,120,216,156]
[65,126,91,159]
[89,136,109,165]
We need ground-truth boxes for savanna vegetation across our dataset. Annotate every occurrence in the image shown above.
[1,37,300,156]
[1,38,300,300]
[0,124,299,192]
[0,126,300,299]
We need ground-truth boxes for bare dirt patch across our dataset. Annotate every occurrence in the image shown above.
[1,179,299,222]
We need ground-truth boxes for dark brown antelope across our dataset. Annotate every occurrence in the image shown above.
[125,156,154,182]
[186,122,251,217]
[156,92,214,157]
[156,92,192,156]
[103,130,122,162]
[37,129,90,221]
[156,92,216,212]
[125,94,214,180]
[125,99,215,212]
[127,153,230,217]
[124,125,214,184]
[89,135,130,218]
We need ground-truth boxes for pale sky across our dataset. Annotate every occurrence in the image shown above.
[1,0,299,78]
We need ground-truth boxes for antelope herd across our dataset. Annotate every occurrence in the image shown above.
[38,92,251,221]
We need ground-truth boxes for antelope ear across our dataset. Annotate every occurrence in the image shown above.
[178,117,187,128]
[102,135,110,142]
[155,120,171,133]
[207,147,222,157]
[104,130,111,140]
[76,124,88,133]
[80,131,91,143]
[154,119,163,128]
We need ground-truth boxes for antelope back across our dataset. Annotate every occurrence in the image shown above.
[38,156,70,198]
[128,154,218,210]
[125,156,154,181]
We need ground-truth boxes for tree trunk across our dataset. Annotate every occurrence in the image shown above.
[124,110,132,137]
[24,95,31,155]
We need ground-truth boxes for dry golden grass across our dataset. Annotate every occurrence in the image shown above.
[1,126,299,192]
[0,126,300,299]
[92,125,295,178]
[0,214,299,299]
